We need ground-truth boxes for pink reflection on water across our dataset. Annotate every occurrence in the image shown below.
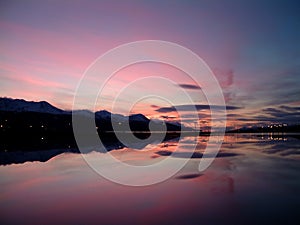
[1,134,299,225]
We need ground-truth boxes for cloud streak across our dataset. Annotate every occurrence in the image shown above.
[178,84,201,90]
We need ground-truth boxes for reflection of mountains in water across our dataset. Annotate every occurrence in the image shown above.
[0,98,197,165]
[0,134,181,165]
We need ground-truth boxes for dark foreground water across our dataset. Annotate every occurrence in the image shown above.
[0,134,299,225]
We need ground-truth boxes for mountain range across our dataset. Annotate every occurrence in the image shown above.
[0,97,163,124]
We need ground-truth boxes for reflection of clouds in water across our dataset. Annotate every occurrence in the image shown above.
[262,142,300,158]
[176,173,203,180]
[221,134,300,158]
[154,150,241,159]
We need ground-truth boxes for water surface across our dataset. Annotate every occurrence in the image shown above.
[1,134,299,225]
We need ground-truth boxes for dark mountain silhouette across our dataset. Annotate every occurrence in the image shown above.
[0,97,65,114]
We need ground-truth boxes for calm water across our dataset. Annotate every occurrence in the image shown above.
[1,134,299,225]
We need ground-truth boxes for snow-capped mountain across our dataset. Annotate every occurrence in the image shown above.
[0,97,64,114]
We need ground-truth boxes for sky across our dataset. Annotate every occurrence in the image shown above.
[0,0,300,128]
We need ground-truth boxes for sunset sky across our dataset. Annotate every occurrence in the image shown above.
[1,0,299,128]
